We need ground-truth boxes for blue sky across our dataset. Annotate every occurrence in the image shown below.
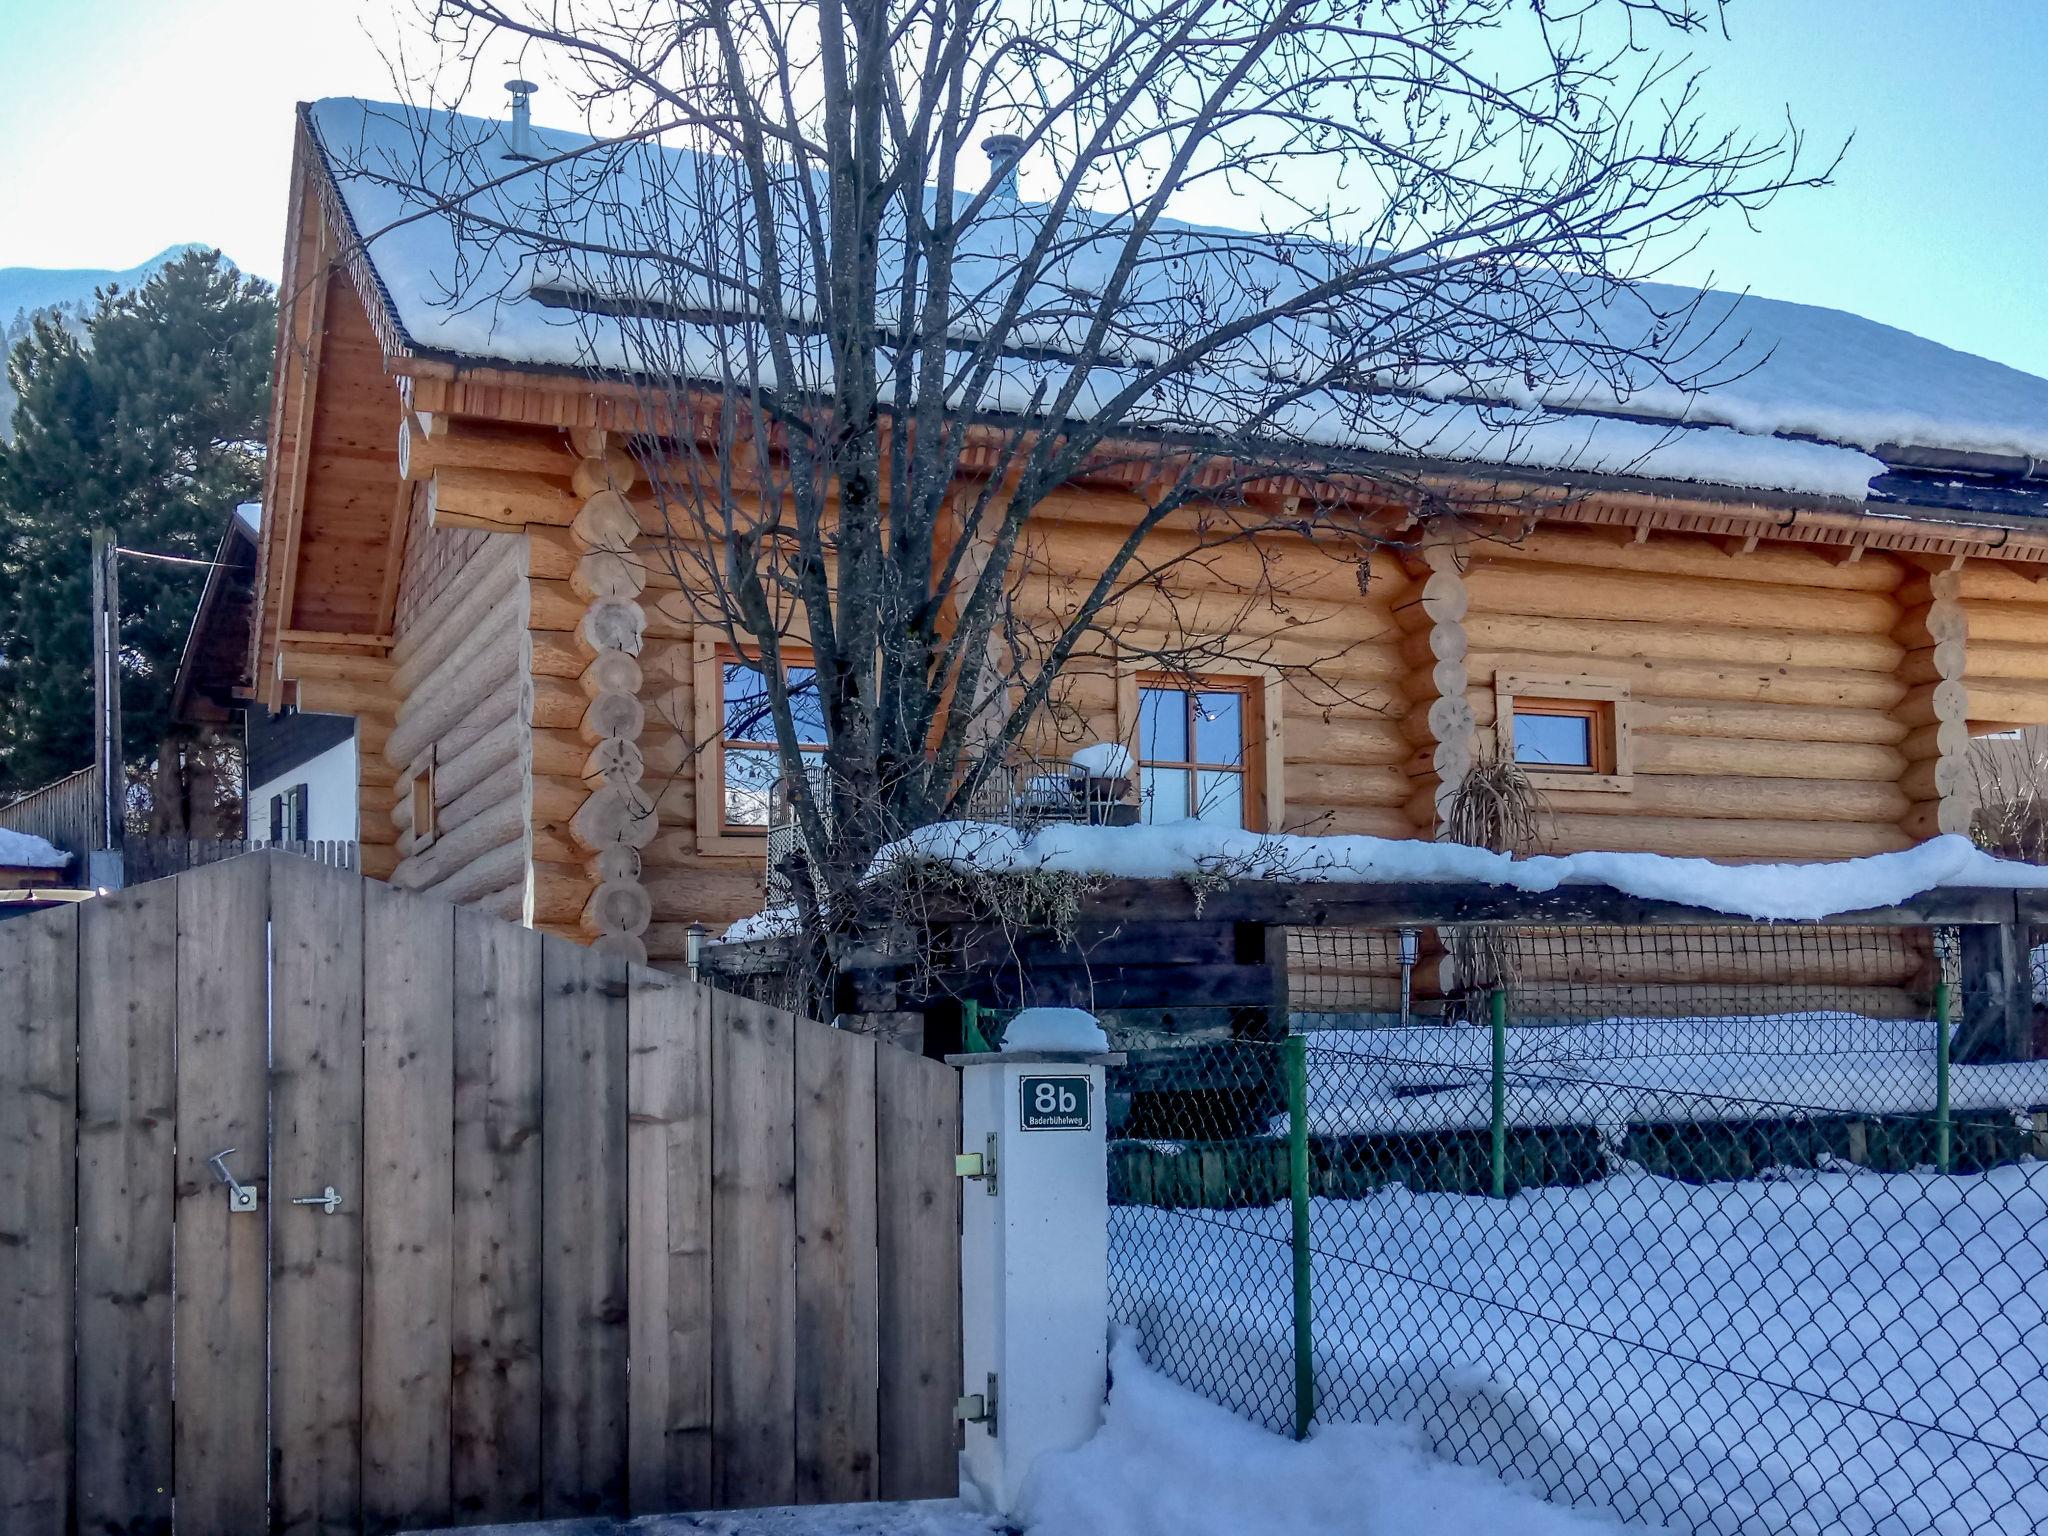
[1,0,2042,378]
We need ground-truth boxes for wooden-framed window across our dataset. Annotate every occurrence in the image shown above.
[719,658,827,831]
[410,750,437,852]
[1134,676,1255,827]
[703,645,826,835]
[1494,673,1633,793]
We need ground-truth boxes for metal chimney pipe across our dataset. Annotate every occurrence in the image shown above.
[503,78,540,163]
[981,133,1025,197]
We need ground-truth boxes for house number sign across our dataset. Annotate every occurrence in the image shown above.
[1019,1074,1091,1131]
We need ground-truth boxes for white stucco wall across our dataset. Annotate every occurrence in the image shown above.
[246,732,359,843]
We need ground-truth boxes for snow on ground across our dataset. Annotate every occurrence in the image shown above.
[408,1500,1003,1535]
[0,826,71,869]
[1112,1161,2048,1535]
[1022,1334,1657,1535]
[869,823,2048,923]
[1293,1016,2048,1134]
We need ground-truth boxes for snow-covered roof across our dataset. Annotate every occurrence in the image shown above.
[305,96,2048,506]
[0,827,70,870]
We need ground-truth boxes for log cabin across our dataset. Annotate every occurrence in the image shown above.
[250,96,2048,986]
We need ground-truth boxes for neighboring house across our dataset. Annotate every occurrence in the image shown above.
[172,502,360,848]
[0,825,77,925]
[0,827,71,888]
[248,96,2048,971]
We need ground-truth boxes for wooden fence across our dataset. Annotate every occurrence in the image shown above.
[123,834,357,884]
[0,763,98,867]
[0,851,961,1535]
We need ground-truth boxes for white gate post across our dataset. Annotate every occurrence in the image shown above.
[952,1042,1118,1517]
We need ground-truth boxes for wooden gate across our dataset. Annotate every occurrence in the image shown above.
[0,853,961,1535]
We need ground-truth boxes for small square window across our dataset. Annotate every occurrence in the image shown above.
[1495,675,1632,792]
[1512,702,1608,772]
[1514,709,1594,768]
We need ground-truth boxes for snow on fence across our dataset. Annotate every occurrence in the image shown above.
[1107,915,2048,1536]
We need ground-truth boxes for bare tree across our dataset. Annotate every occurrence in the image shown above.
[1972,730,2048,866]
[339,0,1827,988]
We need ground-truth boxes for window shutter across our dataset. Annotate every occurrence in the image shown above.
[292,784,309,842]
[270,794,285,843]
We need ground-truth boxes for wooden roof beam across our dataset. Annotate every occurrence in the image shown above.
[426,465,579,534]
[267,225,333,708]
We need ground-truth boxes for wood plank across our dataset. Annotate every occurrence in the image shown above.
[173,860,272,1536]
[1957,922,2032,1063]
[270,854,366,1536]
[626,969,714,1513]
[0,904,78,1532]
[711,992,798,1508]
[795,1024,880,1503]
[362,881,456,1532]
[540,937,630,1517]
[450,907,546,1524]
[875,1047,962,1501]
[76,881,178,1536]
[1058,880,2026,931]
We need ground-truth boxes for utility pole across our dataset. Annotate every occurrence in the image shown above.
[89,528,126,888]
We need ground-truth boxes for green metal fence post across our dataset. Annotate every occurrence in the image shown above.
[1935,980,1953,1175]
[963,998,989,1054]
[1490,987,1508,1199]
[1285,1033,1314,1440]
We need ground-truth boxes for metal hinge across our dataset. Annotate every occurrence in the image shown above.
[954,1133,998,1196]
[955,1372,998,1438]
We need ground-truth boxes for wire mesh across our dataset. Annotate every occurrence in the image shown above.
[1110,921,2048,1535]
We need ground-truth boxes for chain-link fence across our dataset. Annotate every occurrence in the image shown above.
[1109,921,2048,1536]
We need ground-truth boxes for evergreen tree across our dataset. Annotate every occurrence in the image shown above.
[0,249,274,799]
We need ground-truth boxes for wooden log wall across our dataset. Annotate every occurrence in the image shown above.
[1458,528,1919,859]
[1393,542,1472,832]
[356,405,2048,964]
[1956,562,2048,802]
[526,516,767,969]
[1895,565,1977,838]
[1287,922,1935,1021]
[383,506,535,921]
[1008,500,1417,838]
[560,431,656,965]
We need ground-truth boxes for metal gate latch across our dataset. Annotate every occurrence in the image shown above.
[955,1373,998,1438]
[954,1134,998,1196]
[208,1149,260,1213]
[291,1186,342,1215]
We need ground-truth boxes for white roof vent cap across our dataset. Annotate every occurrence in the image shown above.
[503,79,540,163]
[981,132,1025,198]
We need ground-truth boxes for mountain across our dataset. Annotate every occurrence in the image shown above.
[0,243,220,322]
[0,244,241,438]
